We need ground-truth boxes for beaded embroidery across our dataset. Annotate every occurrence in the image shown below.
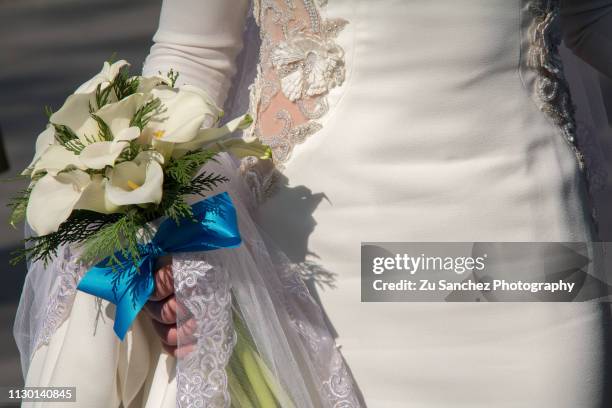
[526,0,600,235]
[249,0,348,166]
[526,0,584,169]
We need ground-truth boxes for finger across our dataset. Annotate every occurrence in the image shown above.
[161,343,196,359]
[155,255,172,269]
[150,262,174,301]
[151,317,198,346]
[144,295,190,324]
[151,321,177,346]
[161,343,177,356]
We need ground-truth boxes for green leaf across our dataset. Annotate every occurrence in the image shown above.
[130,98,163,130]
[107,52,118,65]
[44,105,54,119]
[12,210,124,266]
[79,210,147,267]
[113,67,140,101]
[90,113,114,141]
[7,185,32,229]
[165,150,218,185]
[52,123,85,154]
[165,69,179,88]
[94,82,114,110]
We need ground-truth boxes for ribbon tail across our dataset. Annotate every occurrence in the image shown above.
[78,255,155,340]
[78,264,125,304]
[113,256,155,340]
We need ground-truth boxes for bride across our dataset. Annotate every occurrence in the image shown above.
[15,0,612,407]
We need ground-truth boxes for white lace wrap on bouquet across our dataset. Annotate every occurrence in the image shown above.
[172,154,363,407]
[173,256,235,407]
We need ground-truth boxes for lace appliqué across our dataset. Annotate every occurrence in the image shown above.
[249,0,348,166]
[526,0,600,236]
[173,254,235,408]
[323,352,361,408]
[526,0,583,169]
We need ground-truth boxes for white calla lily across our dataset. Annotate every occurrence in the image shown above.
[79,126,141,170]
[180,84,219,109]
[75,60,129,94]
[22,126,57,175]
[94,94,145,138]
[26,170,91,236]
[75,175,120,214]
[137,75,169,94]
[33,145,87,175]
[210,137,272,160]
[49,92,99,141]
[115,126,142,143]
[197,114,253,144]
[172,114,254,158]
[145,85,219,144]
[150,139,175,163]
[50,92,145,144]
[106,151,164,206]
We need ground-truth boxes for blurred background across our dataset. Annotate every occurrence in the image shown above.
[0,0,161,399]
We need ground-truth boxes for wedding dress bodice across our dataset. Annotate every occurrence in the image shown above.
[253,0,595,246]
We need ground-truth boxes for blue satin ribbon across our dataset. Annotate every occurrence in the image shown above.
[77,192,242,340]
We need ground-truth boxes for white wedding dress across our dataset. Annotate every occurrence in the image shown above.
[246,1,611,407]
[17,0,612,407]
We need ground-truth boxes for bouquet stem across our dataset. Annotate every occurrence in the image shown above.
[228,310,296,408]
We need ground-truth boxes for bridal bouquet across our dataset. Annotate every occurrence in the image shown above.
[8,58,271,334]
[11,59,263,250]
[9,59,297,407]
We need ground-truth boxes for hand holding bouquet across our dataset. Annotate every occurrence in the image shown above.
[9,59,269,336]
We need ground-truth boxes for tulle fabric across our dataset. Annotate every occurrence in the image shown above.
[560,43,612,241]
[174,153,363,407]
[14,227,84,377]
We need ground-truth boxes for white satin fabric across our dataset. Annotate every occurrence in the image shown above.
[18,0,612,407]
[24,293,177,408]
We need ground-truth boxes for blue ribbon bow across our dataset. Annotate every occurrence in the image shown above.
[77,192,242,340]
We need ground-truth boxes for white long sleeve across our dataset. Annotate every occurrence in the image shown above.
[142,0,250,107]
